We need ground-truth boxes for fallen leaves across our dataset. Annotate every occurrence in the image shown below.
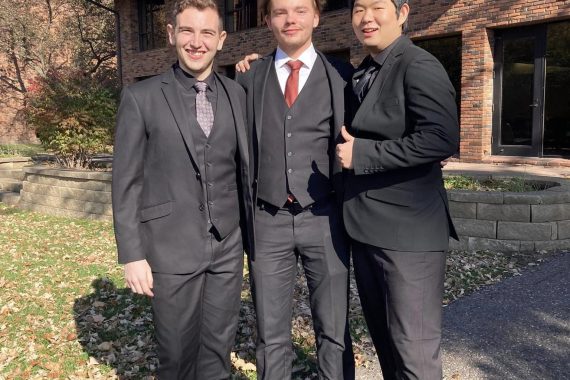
[0,204,561,379]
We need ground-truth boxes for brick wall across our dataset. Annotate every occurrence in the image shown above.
[116,0,570,162]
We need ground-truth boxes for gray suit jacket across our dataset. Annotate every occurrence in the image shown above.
[112,67,253,274]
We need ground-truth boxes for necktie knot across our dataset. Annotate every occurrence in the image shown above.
[287,60,303,72]
[194,81,208,93]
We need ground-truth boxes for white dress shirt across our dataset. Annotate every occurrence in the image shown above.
[274,44,318,96]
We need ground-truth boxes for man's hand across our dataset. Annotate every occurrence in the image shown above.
[440,158,450,168]
[124,259,154,297]
[336,126,355,169]
[235,53,260,73]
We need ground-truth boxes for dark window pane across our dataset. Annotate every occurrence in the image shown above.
[544,21,570,157]
[415,35,461,154]
[225,0,257,32]
[500,36,535,146]
[325,0,350,11]
[138,0,167,51]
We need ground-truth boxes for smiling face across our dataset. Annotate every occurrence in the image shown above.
[167,6,227,80]
[265,0,320,59]
[352,0,409,55]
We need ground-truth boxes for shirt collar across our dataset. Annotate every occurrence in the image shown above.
[371,35,403,67]
[174,62,216,92]
[275,43,317,70]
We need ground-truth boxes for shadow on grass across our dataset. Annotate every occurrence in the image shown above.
[73,277,261,379]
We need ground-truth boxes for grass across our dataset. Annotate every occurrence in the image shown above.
[444,175,550,192]
[0,144,45,158]
[0,204,560,379]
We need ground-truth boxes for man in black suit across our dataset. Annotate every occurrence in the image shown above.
[235,0,354,378]
[112,1,253,378]
[336,0,459,379]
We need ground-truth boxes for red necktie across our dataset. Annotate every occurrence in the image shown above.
[284,60,304,107]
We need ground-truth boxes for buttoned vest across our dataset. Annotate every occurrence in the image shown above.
[190,85,240,238]
[257,57,333,208]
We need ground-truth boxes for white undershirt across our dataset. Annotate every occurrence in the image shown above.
[274,44,318,95]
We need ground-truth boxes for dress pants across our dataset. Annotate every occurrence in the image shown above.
[151,226,244,380]
[250,199,354,380]
[352,241,446,380]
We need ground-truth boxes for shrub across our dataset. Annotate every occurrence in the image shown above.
[25,70,118,169]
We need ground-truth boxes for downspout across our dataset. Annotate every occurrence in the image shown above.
[84,0,123,85]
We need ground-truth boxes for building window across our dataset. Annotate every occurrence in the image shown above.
[138,0,167,51]
[325,0,351,11]
[225,0,257,32]
[415,35,462,154]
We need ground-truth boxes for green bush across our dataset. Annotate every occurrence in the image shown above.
[25,70,118,169]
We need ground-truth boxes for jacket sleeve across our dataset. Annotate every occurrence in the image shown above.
[352,53,459,174]
[112,86,147,264]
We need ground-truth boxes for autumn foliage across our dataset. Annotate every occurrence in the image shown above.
[25,70,118,168]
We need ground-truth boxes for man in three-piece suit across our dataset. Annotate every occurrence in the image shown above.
[235,0,354,378]
[112,1,253,378]
[337,0,459,378]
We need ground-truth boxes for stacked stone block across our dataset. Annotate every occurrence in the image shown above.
[18,167,112,221]
[448,178,570,253]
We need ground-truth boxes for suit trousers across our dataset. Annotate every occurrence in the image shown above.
[151,226,244,380]
[250,199,354,380]
[351,241,446,380]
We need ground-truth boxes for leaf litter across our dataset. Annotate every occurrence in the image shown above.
[0,204,560,379]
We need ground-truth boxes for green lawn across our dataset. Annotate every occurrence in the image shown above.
[0,144,45,158]
[0,204,556,379]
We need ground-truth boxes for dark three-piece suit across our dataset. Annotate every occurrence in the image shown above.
[112,64,253,379]
[237,49,355,380]
[344,36,459,379]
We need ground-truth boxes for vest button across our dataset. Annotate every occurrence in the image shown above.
[287,152,293,157]
[288,168,293,174]
[287,133,292,138]
[199,204,205,211]
[287,115,292,120]
[208,201,214,206]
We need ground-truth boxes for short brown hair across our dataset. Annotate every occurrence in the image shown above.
[170,0,223,29]
[261,0,327,17]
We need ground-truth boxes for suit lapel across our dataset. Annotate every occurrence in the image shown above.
[253,54,275,149]
[317,51,345,177]
[353,37,411,127]
[216,73,249,169]
[317,51,345,142]
[161,69,202,177]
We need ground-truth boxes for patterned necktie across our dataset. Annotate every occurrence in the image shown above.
[194,81,214,137]
[352,60,379,103]
[284,60,304,107]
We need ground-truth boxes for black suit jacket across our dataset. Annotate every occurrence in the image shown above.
[344,36,459,251]
[112,67,253,274]
[236,50,353,209]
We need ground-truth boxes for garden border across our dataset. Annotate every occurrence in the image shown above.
[447,176,570,252]
[12,167,570,252]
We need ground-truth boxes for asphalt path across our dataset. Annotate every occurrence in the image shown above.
[355,251,570,380]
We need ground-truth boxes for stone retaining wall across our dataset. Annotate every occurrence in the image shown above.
[448,179,570,253]
[13,167,570,253]
[18,166,112,221]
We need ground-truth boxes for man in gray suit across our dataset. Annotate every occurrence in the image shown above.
[236,0,354,378]
[112,0,253,378]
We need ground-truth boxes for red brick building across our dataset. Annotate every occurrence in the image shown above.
[115,0,570,164]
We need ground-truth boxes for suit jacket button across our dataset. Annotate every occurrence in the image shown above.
[199,204,205,211]
[208,201,214,206]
